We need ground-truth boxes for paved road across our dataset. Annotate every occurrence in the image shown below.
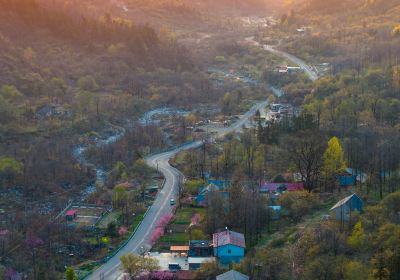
[245,36,318,81]
[87,100,268,280]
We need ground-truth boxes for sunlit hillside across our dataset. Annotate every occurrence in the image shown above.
[1,0,400,279]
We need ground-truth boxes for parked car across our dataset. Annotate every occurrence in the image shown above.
[168,263,181,272]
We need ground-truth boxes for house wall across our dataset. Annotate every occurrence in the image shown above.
[214,244,244,264]
[334,205,350,221]
[349,196,363,212]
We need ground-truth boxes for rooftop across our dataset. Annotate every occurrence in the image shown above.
[213,230,245,248]
[216,270,249,280]
[66,209,78,216]
[330,193,361,211]
[189,240,210,248]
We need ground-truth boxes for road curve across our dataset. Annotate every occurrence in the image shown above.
[86,100,268,280]
[245,36,318,81]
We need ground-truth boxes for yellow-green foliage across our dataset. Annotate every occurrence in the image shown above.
[323,137,346,177]
[0,157,23,174]
[185,179,205,195]
[348,221,367,251]
[392,24,400,36]
[278,191,320,221]
[344,261,368,280]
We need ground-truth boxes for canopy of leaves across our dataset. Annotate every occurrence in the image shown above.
[120,253,159,278]
[323,137,346,177]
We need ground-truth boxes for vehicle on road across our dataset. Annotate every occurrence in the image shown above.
[168,263,182,272]
[170,198,176,206]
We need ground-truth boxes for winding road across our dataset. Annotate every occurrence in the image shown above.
[87,100,268,280]
[245,36,319,81]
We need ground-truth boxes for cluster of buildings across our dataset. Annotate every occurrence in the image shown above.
[267,103,300,122]
[166,229,246,272]
[276,65,302,74]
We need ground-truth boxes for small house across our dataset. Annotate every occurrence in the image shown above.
[346,168,368,183]
[188,240,212,257]
[66,209,77,221]
[330,193,363,221]
[195,180,229,207]
[213,230,245,265]
[338,174,356,187]
[216,270,249,280]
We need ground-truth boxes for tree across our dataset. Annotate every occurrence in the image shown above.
[0,96,17,123]
[193,260,224,280]
[112,184,128,209]
[284,130,325,192]
[347,221,367,251]
[184,179,204,195]
[392,24,400,36]
[0,85,23,103]
[107,222,118,237]
[344,261,369,280]
[323,137,346,189]
[50,77,67,101]
[65,267,77,280]
[77,75,98,91]
[120,253,159,279]
[249,247,289,280]
[278,191,319,222]
[0,157,23,187]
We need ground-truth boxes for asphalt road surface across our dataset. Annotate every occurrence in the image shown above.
[87,100,268,280]
[245,36,318,81]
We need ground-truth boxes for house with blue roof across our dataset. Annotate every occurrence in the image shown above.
[330,193,363,221]
[208,179,229,189]
[195,180,230,207]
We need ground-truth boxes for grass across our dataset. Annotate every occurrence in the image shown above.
[173,207,196,224]
[130,213,145,231]
[160,233,189,244]
[76,210,147,277]
[153,207,206,251]
[98,210,120,229]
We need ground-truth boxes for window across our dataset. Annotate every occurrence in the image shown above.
[228,249,231,254]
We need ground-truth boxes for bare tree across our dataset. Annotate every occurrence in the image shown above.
[283,130,326,192]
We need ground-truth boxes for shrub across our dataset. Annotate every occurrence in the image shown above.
[278,191,320,221]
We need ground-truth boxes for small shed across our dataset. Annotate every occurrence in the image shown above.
[216,270,249,280]
[170,245,189,255]
[189,240,212,257]
[66,209,78,221]
[330,193,363,221]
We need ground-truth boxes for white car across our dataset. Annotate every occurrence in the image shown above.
[170,198,176,206]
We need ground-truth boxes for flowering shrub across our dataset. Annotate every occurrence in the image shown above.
[190,213,200,226]
[157,213,174,228]
[149,213,175,246]
[150,271,174,280]
[4,268,21,280]
[119,226,128,236]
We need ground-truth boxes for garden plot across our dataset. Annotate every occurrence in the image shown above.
[66,205,110,228]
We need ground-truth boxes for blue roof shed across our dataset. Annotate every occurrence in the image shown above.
[330,193,363,221]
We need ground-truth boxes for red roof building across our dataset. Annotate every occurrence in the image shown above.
[212,230,245,248]
[66,209,78,221]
